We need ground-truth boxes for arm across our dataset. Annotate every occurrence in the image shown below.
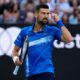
[61,26,73,43]
[11,45,22,65]
[11,27,25,65]
[51,13,73,43]
[12,45,20,57]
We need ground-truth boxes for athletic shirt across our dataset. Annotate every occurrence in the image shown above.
[14,25,62,77]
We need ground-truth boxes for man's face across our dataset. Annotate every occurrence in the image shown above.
[36,8,49,25]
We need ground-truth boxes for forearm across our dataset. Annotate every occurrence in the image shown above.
[11,45,22,64]
[56,20,73,42]
[61,26,73,42]
[51,13,73,42]
[11,45,20,57]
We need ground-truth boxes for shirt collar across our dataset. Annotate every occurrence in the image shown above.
[29,24,48,33]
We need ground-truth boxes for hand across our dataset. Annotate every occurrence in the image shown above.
[15,58,22,66]
[13,56,22,66]
[50,13,60,22]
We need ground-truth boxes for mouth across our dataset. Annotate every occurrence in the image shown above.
[43,18,48,20]
[43,19,48,21]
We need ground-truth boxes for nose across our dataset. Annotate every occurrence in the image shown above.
[44,14,48,19]
[45,13,49,17]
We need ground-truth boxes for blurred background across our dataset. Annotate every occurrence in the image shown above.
[0,0,80,24]
[0,0,80,80]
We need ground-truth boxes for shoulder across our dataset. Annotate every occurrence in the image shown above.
[21,25,32,31]
[19,25,32,36]
[20,25,32,34]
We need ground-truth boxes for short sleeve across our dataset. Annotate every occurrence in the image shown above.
[14,29,25,48]
[54,28,62,41]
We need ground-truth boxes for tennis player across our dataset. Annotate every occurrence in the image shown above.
[12,4,73,80]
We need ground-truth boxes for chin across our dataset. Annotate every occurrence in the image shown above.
[43,21,48,24]
[38,20,48,25]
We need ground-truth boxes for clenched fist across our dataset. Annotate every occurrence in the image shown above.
[13,56,22,66]
[50,13,60,22]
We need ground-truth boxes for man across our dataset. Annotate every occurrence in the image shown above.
[12,4,73,80]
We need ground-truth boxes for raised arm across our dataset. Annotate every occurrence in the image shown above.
[51,13,73,43]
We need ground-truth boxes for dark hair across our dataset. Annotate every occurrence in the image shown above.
[6,2,20,13]
[35,4,49,12]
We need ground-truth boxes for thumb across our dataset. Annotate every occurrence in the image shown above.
[51,13,59,22]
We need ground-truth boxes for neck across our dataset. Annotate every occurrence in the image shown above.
[33,22,43,32]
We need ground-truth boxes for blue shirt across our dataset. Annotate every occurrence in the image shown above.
[14,25,62,77]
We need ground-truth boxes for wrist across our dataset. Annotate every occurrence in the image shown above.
[12,56,19,63]
[56,20,64,28]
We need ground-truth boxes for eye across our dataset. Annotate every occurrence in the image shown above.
[47,13,49,15]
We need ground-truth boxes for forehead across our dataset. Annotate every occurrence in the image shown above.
[39,8,49,13]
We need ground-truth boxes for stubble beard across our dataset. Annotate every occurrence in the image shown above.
[38,19,48,26]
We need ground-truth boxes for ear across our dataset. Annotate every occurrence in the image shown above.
[34,12,38,18]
